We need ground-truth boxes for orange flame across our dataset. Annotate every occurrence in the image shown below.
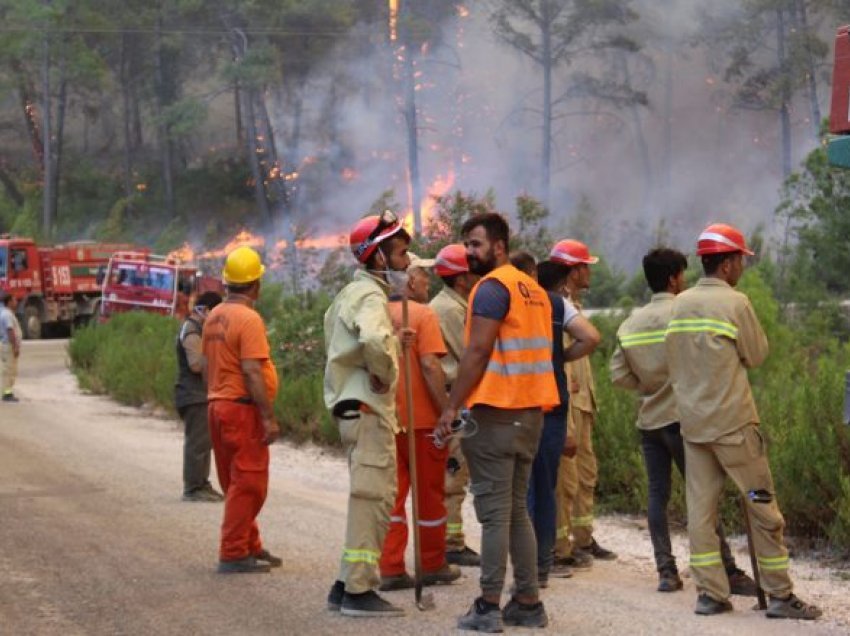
[403,170,456,235]
[198,230,266,260]
[167,242,195,264]
[389,0,399,41]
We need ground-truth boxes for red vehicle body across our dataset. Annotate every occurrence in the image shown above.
[0,235,137,338]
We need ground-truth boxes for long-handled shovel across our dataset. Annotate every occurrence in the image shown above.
[740,490,770,610]
[401,293,435,611]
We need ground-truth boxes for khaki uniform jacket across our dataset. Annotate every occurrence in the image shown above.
[610,293,678,430]
[323,270,400,430]
[565,298,595,413]
[429,286,467,385]
[665,277,768,443]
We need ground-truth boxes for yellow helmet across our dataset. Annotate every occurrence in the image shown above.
[222,246,265,284]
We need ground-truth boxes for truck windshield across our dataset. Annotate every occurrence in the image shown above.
[112,264,175,292]
[0,246,7,279]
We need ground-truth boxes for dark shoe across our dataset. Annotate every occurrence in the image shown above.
[457,597,503,632]
[766,594,822,620]
[379,572,415,591]
[423,563,461,586]
[2,393,19,402]
[182,488,224,502]
[538,573,549,589]
[579,538,617,561]
[502,597,548,628]
[327,580,345,611]
[216,556,271,574]
[726,568,757,597]
[447,546,481,567]
[254,548,282,568]
[694,593,733,616]
[657,570,683,593]
[555,551,593,570]
[340,590,404,617]
[550,562,574,578]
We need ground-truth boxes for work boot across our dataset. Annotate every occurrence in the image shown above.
[447,546,481,567]
[657,569,683,593]
[182,487,223,503]
[727,568,758,597]
[340,590,405,617]
[457,597,503,633]
[694,593,733,616]
[2,393,19,402]
[502,597,548,628]
[423,563,461,586]
[327,580,345,612]
[379,572,415,591]
[766,594,822,620]
[254,548,282,568]
[576,538,617,561]
[555,552,593,570]
[549,562,574,578]
[216,556,271,574]
[538,573,549,589]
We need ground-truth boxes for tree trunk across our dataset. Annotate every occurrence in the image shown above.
[120,32,134,200]
[0,161,24,207]
[51,57,67,225]
[796,0,822,136]
[42,29,54,237]
[13,61,44,174]
[154,17,175,219]
[662,31,673,222]
[777,8,792,178]
[400,0,422,234]
[617,51,652,216]
[541,5,553,210]
[242,88,272,227]
[234,80,243,148]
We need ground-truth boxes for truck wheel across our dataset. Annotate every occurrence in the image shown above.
[23,305,42,340]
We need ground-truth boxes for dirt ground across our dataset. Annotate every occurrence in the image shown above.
[1,339,848,635]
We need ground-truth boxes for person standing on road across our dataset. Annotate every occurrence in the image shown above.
[436,213,559,632]
[610,248,757,595]
[176,291,224,502]
[324,211,411,618]
[202,246,281,574]
[0,290,21,403]
[430,243,481,568]
[550,239,617,571]
[666,223,821,619]
[379,254,461,591]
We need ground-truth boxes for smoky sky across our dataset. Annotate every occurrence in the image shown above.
[270,0,828,272]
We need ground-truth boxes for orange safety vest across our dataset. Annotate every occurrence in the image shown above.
[464,264,559,410]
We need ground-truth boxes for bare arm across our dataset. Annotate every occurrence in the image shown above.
[563,315,600,362]
[241,359,280,444]
[419,353,448,414]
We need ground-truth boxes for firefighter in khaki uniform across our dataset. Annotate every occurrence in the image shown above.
[667,223,821,620]
[551,240,616,572]
[429,243,481,567]
[324,211,410,618]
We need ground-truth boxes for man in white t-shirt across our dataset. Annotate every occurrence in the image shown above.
[0,290,22,402]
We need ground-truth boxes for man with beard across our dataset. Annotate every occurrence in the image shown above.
[436,213,559,632]
[325,211,411,618]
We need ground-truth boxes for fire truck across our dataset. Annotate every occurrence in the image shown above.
[0,235,137,339]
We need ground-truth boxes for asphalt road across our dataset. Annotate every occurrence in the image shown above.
[0,340,846,635]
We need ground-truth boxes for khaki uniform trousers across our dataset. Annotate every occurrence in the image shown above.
[555,407,597,555]
[685,424,792,601]
[337,410,398,594]
[1,342,17,396]
[444,435,470,551]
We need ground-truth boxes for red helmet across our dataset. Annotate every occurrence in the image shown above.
[549,239,598,266]
[434,243,469,277]
[696,223,754,256]
[349,210,406,263]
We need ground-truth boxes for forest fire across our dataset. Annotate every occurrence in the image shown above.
[166,242,195,263]
[403,169,455,234]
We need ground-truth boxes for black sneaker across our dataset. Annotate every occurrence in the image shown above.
[327,580,345,611]
[216,556,271,574]
[447,546,481,567]
[554,552,593,570]
[657,570,683,592]
[726,568,757,597]
[2,393,19,402]
[694,593,733,616]
[502,597,548,628]
[457,597,503,632]
[254,548,282,568]
[340,590,405,617]
[766,594,822,620]
[578,538,617,561]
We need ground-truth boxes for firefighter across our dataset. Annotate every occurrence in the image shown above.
[436,212,559,632]
[379,254,461,590]
[0,290,22,402]
[550,239,617,572]
[202,246,281,574]
[610,247,756,595]
[666,223,821,619]
[176,291,224,502]
[429,243,481,567]
[324,211,410,618]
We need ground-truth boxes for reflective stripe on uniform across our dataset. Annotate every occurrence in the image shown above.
[666,318,738,340]
[486,360,554,376]
[417,515,448,528]
[757,554,790,571]
[571,514,593,528]
[447,522,464,535]
[343,548,380,565]
[689,551,722,568]
[619,329,667,348]
[556,526,570,540]
[495,336,551,353]
[389,515,405,524]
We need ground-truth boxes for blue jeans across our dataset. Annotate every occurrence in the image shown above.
[527,406,567,576]
[641,422,735,574]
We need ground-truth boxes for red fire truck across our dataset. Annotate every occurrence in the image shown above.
[0,235,137,338]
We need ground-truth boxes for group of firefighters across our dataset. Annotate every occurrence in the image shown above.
[179,210,822,631]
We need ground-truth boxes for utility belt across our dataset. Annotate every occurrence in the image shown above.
[210,396,254,405]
